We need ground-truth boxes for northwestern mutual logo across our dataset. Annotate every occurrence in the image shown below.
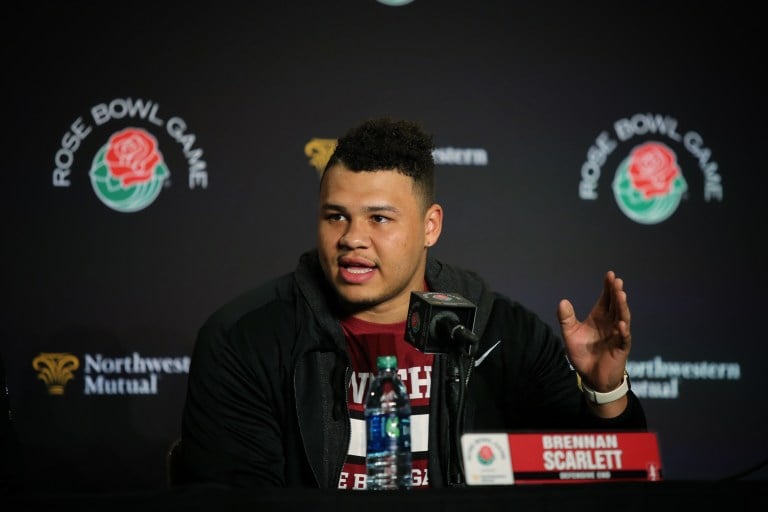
[32,353,80,395]
[305,136,488,178]
[32,351,190,396]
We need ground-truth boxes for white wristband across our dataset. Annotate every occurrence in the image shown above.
[577,370,629,405]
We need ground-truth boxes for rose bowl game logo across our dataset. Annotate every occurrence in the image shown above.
[477,444,496,466]
[579,113,723,225]
[612,142,688,225]
[89,127,170,212]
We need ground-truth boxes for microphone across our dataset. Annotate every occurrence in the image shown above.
[405,291,479,355]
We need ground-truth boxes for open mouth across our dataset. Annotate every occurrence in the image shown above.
[339,258,376,283]
[343,266,373,274]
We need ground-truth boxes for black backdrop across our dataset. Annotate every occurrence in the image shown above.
[3,0,766,493]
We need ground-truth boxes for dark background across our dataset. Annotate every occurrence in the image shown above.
[3,0,766,493]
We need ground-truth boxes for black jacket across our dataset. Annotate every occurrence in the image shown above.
[179,250,646,488]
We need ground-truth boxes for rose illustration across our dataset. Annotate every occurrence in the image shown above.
[627,142,680,199]
[89,127,170,213]
[612,141,688,225]
[478,445,495,465]
[105,128,162,186]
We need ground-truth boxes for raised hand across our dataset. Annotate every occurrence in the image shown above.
[557,271,631,401]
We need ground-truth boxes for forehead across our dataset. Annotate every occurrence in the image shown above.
[320,165,417,203]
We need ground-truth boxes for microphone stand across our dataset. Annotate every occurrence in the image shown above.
[444,326,479,486]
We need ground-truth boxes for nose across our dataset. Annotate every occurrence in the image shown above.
[339,219,370,249]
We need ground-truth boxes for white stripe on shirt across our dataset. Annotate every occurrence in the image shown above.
[348,413,429,457]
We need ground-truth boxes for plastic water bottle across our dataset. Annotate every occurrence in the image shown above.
[365,355,412,490]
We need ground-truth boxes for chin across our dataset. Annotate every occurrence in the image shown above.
[335,289,382,311]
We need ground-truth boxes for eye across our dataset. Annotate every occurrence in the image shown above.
[325,213,347,222]
[371,215,390,224]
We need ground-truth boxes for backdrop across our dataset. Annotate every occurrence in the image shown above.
[3,0,766,493]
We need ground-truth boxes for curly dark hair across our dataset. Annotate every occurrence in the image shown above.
[323,117,436,208]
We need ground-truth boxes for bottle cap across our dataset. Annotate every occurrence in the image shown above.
[376,355,397,370]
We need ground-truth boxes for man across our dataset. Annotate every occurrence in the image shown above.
[179,117,646,490]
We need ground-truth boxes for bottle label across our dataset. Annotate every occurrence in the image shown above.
[366,412,411,454]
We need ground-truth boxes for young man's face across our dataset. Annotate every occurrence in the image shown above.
[317,164,442,323]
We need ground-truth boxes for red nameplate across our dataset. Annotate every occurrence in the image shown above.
[462,432,662,485]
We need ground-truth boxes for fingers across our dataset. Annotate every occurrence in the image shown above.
[605,271,630,318]
[613,276,630,326]
[599,271,615,312]
[609,272,631,350]
[619,320,632,349]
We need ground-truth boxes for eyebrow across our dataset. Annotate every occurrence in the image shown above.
[321,203,401,215]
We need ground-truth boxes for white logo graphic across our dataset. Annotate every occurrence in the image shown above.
[376,0,415,6]
[475,339,502,367]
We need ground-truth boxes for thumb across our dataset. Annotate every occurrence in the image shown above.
[557,299,577,333]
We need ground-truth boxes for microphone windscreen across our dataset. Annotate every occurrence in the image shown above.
[405,291,477,353]
[429,310,461,341]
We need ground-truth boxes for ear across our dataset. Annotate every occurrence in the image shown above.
[424,203,443,248]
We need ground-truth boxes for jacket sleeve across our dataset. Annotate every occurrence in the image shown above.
[179,297,296,488]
